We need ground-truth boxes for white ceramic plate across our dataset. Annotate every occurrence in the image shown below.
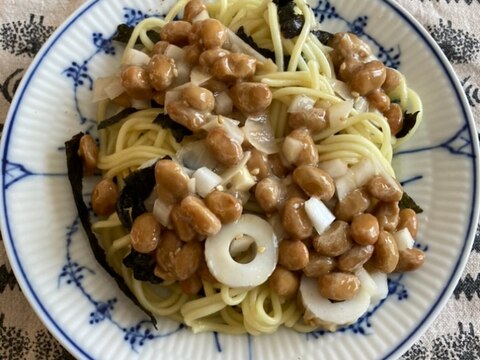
[1,0,478,359]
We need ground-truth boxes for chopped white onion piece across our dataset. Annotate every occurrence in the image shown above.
[351,157,376,187]
[244,115,278,155]
[335,170,356,201]
[394,228,415,251]
[164,90,182,112]
[164,44,187,62]
[318,159,349,179]
[92,76,119,103]
[171,61,191,87]
[143,190,157,212]
[304,197,335,235]
[282,136,304,164]
[354,96,369,113]
[355,267,377,296]
[176,140,218,171]
[188,178,196,194]
[192,9,209,22]
[287,95,316,113]
[123,48,151,67]
[220,151,252,185]
[328,78,354,101]
[230,167,256,192]
[181,166,195,177]
[205,214,278,288]
[193,167,223,197]
[202,116,244,144]
[214,91,233,115]
[300,276,371,326]
[328,99,353,128]
[369,271,389,303]
[220,116,244,144]
[139,157,159,169]
[104,76,125,100]
[153,198,173,227]
[131,99,150,109]
[225,29,277,72]
[202,115,239,131]
[190,66,213,86]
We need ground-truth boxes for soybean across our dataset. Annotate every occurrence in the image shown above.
[278,239,309,271]
[180,196,222,236]
[130,213,162,253]
[318,272,360,301]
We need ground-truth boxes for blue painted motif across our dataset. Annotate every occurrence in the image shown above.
[58,216,183,351]
[3,160,33,189]
[213,332,222,352]
[63,7,160,128]
[400,175,424,187]
[3,159,65,189]
[314,0,401,69]
[64,60,94,124]
[92,32,116,55]
[123,7,157,27]
[396,124,474,158]
[247,334,253,360]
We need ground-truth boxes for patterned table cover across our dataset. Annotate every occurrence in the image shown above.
[0,0,479,358]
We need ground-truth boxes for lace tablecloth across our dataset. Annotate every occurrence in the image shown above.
[0,0,479,358]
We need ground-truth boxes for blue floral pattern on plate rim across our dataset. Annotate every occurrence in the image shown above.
[0,0,478,359]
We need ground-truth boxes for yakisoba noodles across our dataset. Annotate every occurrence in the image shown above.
[79,0,426,335]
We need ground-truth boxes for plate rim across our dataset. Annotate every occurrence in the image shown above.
[0,0,478,359]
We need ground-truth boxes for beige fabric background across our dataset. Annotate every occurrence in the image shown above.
[0,0,479,359]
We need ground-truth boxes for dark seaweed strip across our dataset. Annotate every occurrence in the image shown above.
[396,111,420,138]
[272,0,290,6]
[112,24,134,43]
[153,113,193,142]
[97,108,137,130]
[236,27,291,66]
[277,2,304,39]
[399,192,424,214]
[112,24,160,45]
[116,164,156,229]
[65,133,158,326]
[236,27,276,60]
[146,30,161,45]
[123,251,163,284]
[311,29,334,45]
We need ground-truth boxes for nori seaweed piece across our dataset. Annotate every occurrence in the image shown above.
[112,24,161,45]
[280,15,305,39]
[277,2,305,39]
[272,0,290,6]
[153,113,193,143]
[236,27,276,60]
[65,132,158,326]
[116,164,156,230]
[236,27,291,66]
[399,191,424,214]
[123,251,163,284]
[97,108,137,130]
[311,29,334,45]
[396,111,420,138]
